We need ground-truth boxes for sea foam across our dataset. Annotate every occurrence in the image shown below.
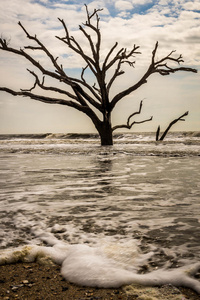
[0,242,200,293]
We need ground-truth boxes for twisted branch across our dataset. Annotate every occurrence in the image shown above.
[0,87,81,108]
[104,45,141,72]
[110,42,197,111]
[112,100,153,131]
[151,41,196,76]
[18,22,66,78]
[21,69,78,100]
[0,24,102,112]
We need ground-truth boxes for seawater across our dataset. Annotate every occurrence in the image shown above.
[0,132,200,292]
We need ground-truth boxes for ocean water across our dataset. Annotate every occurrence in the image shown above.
[0,132,200,292]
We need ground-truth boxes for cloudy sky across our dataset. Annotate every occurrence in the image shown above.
[0,0,199,134]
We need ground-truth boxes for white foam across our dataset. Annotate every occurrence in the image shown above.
[0,242,200,293]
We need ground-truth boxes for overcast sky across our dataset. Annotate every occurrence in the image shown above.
[0,0,199,134]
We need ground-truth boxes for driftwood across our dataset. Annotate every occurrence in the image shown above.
[156,111,189,141]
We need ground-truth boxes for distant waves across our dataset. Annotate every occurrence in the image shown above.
[0,133,99,140]
[0,131,199,140]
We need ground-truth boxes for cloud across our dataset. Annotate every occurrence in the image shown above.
[1,0,199,67]
[183,1,200,11]
[159,0,169,5]
[114,0,152,11]
[131,0,152,4]
[115,1,133,11]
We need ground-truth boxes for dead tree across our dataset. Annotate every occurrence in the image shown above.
[0,5,197,145]
[156,111,189,141]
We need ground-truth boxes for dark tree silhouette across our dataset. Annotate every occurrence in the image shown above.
[156,111,189,141]
[0,5,197,145]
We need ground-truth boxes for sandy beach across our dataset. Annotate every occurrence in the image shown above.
[0,262,200,300]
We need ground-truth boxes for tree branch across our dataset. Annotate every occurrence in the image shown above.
[112,100,153,131]
[104,45,140,72]
[110,42,197,111]
[84,5,103,24]
[56,19,104,107]
[106,60,125,93]
[81,65,88,83]
[104,46,140,93]
[103,42,118,71]
[21,69,78,100]
[18,22,66,77]
[0,37,71,85]
[156,111,189,141]
[79,25,97,61]
[65,74,102,103]
[0,87,80,107]
[0,26,102,112]
[151,41,197,76]
[56,18,96,75]
[0,86,103,124]
[83,5,102,61]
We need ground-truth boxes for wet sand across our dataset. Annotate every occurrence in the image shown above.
[0,262,199,300]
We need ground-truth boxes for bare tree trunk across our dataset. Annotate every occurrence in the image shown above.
[99,127,113,145]
[97,116,113,146]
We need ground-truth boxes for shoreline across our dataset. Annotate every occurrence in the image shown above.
[0,262,199,300]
